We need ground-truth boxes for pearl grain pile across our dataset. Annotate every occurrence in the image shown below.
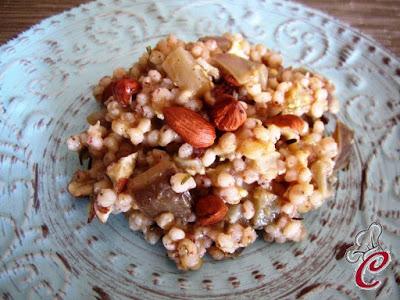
[67,33,343,271]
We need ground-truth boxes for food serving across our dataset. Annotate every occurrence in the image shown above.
[67,33,353,270]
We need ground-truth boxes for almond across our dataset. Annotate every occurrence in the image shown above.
[195,195,228,226]
[264,114,307,133]
[163,106,216,148]
[211,96,247,131]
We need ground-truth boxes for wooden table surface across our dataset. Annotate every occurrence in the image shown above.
[0,0,399,57]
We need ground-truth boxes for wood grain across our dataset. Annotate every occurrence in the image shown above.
[1,1,399,298]
[298,0,400,56]
[0,0,399,56]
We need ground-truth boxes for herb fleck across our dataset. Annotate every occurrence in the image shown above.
[181,175,191,184]
[286,139,297,145]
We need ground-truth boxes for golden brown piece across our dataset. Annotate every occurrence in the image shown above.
[162,47,212,97]
[213,53,266,85]
[333,121,354,171]
[128,159,193,220]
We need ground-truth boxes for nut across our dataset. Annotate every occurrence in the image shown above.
[211,83,236,101]
[195,195,228,226]
[211,96,247,131]
[264,114,307,134]
[163,106,216,148]
[111,78,141,107]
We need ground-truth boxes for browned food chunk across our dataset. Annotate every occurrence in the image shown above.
[162,47,212,97]
[213,53,267,86]
[333,121,354,171]
[127,159,193,220]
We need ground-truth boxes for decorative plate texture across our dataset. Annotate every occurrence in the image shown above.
[0,0,399,299]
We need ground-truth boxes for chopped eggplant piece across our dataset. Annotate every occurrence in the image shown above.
[127,159,193,220]
[252,191,278,229]
[333,121,354,171]
[213,53,266,85]
[128,159,175,191]
[162,47,212,97]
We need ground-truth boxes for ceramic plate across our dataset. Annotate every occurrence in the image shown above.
[1,0,399,299]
